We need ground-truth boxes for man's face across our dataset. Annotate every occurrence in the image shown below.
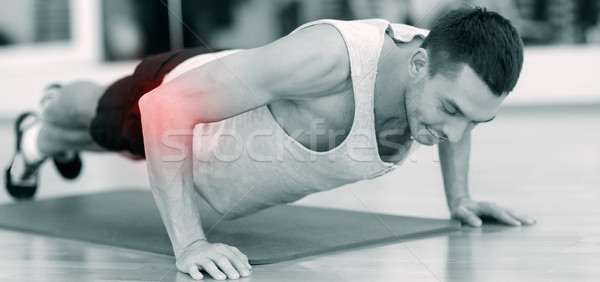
[405,64,505,145]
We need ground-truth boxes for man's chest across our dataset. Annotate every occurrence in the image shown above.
[269,93,412,161]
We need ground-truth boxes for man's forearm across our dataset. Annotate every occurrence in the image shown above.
[139,92,206,255]
[438,131,471,208]
[149,166,206,254]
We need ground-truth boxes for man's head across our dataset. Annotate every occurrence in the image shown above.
[404,7,524,145]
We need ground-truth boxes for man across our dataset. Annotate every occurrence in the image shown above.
[6,7,536,280]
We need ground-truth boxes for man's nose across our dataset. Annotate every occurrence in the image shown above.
[443,118,469,143]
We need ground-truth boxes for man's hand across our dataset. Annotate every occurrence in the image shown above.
[449,197,537,227]
[176,239,252,280]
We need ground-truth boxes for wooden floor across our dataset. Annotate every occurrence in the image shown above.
[0,105,599,282]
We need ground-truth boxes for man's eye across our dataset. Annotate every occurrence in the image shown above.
[443,105,457,116]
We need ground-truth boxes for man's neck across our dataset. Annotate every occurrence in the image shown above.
[374,35,420,125]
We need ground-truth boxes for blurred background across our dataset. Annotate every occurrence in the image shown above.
[0,0,598,209]
[1,0,599,116]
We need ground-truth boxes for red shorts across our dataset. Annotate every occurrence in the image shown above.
[89,47,217,158]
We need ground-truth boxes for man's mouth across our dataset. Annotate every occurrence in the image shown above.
[425,125,445,140]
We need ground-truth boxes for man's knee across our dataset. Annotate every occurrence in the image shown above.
[42,81,103,128]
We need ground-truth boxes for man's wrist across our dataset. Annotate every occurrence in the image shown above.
[175,238,209,258]
[446,194,470,209]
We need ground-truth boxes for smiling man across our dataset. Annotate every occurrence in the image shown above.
[6,7,535,280]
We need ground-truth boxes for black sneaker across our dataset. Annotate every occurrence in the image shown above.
[53,151,82,179]
[5,112,43,199]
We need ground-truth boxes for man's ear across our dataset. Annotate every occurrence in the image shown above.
[408,48,428,78]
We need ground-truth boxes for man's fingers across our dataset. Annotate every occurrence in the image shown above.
[228,256,251,277]
[188,266,204,280]
[453,206,482,227]
[507,209,537,225]
[483,204,522,226]
[200,260,227,281]
[222,249,251,277]
[176,243,253,280]
[231,247,252,269]
[453,200,537,227]
[212,255,240,279]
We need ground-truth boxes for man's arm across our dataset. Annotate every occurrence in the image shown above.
[439,132,471,213]
[439,131,536,227]
[138,24,350,280]
[139,90,255,280]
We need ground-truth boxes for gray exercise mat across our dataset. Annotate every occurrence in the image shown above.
[0,189,460,264]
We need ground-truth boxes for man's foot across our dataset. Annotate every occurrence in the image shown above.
[41,84,83,180]
[5,112,44,199]
[53,151,82,179]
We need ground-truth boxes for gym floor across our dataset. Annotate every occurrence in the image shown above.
[0,104,598,282]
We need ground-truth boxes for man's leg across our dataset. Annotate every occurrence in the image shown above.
[5,81,109,198]
[38,81,107,155]
[5,47,208,198]
[38,123,105,156]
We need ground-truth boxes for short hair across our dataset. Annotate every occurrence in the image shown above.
[420,7,524,96]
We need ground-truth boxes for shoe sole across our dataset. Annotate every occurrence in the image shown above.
[5,112,38,199]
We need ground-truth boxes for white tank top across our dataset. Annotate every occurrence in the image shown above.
[163,19,429,219]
